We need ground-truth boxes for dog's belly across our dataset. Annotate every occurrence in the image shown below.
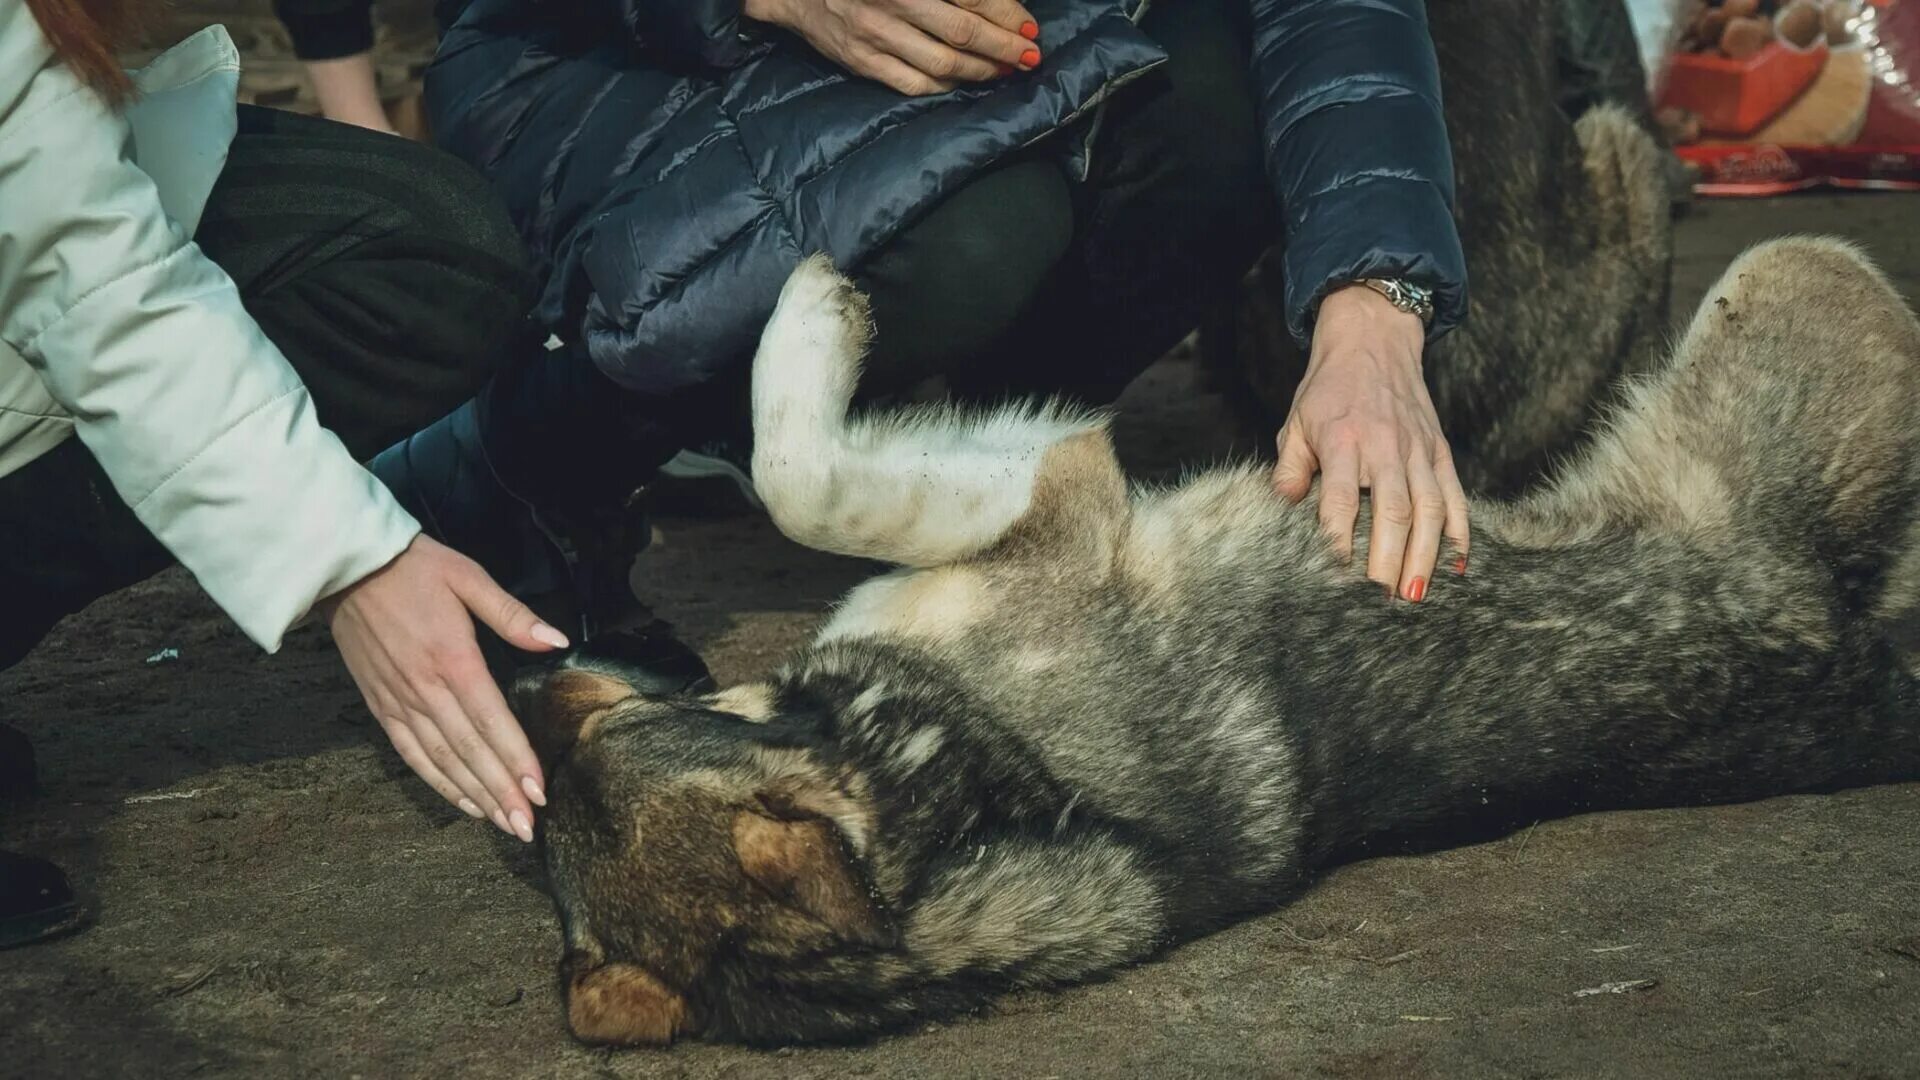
[815,565,999,645]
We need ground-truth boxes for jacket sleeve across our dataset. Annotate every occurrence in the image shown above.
[608,0,764,68]
[0,4,420,651]
[1251,0,1468,345]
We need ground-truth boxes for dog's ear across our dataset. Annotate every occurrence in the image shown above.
[732,794,892,948]
[562,951,688,1046]
[513,667,637,763]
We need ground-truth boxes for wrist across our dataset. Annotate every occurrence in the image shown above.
[1315,285,1426,356]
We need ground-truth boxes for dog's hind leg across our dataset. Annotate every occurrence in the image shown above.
[1509,237,1920,588]
[751,255,1127,568]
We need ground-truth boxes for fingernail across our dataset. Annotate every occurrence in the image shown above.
[457,798,484,820]
[1452,555,1468,576]
[1405,577,1426,603]
[521,775,547,807]
[996,62,1015,76]
[1020,20,1039,39]
[531,623,570,649]
[490,808,510,834]
[1019,48,1040,69]
[510,809,534,844]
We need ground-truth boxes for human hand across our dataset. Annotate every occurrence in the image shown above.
[320,535,569,841]
[744,0,1043,96]
[1272,284,1469,602]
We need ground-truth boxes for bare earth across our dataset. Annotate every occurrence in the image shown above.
[4,25,1920,1072]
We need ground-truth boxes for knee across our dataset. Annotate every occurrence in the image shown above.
[390,144,533,281]
[857,158,1074,383]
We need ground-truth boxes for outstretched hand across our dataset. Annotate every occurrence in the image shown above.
[320,535,568,841]
[746,0,1044,96]
[1272,285,1469,601]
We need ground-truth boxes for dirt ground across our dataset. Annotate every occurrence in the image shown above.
[7,22,1920,1075]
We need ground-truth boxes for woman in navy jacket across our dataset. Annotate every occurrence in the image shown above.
[356,0,1470,623]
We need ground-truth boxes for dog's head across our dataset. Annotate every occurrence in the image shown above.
[511,636,891,1047]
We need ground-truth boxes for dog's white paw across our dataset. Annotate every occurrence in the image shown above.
[763,254,873,369]
[753,256,871,479]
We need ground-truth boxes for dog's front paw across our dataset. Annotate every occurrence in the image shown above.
[768,253,874,360]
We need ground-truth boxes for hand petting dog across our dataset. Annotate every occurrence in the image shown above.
[1273,284,1471,603]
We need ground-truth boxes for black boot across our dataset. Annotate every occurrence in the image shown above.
[0,851,84,949]
[0,723,34,805]
[367,350,676,645]
[0,728,85,949]
[368,395,573,601]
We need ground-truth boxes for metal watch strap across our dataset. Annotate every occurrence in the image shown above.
[1356,278,1436,326]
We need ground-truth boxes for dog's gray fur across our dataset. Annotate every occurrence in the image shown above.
[519,237,1920,1047]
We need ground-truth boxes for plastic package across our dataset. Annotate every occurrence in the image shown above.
[1646,0,1920,192]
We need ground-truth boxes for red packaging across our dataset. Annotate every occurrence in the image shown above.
[1655,0,1920,193]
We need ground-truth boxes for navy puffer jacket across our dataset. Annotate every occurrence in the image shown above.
[424,0,1466,396]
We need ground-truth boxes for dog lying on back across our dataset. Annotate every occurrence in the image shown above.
[513,239,1920,1047]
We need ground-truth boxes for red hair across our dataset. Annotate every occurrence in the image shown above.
[23,0,148,105]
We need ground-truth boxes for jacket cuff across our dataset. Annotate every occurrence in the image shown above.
[133,388,422,651]
[1281,173,1468,348]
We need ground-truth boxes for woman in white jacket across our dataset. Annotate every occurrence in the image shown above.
[0,0,567,945]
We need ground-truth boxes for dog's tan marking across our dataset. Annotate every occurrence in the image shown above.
[707,683,778,723]
[817,568,992,643]
[566,960,688,1046]
[732,808,889,945]
[747,746,878,857]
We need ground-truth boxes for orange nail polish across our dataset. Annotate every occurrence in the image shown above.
[1452,555,1468,576]
[1020,20,1039,39]
[1405,577,1426,603]
[996,62,1015,76]
[1020,48,1040,68]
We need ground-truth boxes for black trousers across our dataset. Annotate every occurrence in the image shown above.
[0,106,535,671]
[482,0,1274,515]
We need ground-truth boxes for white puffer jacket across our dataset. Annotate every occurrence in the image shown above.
[0,5,419,650]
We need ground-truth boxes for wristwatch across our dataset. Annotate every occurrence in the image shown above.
[1355,278,1436,327]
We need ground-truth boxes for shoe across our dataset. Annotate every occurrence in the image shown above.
[658,438,761,511]
[0,851,85,949]
[368,397,573,600]
[0,724,34,805]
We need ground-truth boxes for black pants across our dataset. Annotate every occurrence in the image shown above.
[482,0,1273,515]
[0,106,535,671]
[862,0,1270,402]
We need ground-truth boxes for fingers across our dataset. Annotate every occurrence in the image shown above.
[383,715,494,823]
[899,0,1040,68]
[947,0,1036,36]
[448,559,568,652]
[1364,458,1412,594]
[856,48,959,95]
[1272,422,1319,503]
[418,679,537,842]
[445,650,547,810]
[1435,449,1471,575]
[1397,455,1447,602]
[1316,440,1363,563]
[867,13,1002,83]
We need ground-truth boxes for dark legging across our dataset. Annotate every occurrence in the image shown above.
[0,106,535,669]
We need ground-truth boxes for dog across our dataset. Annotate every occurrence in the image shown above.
[1198,0,1678,497]
[512,237,1920,1047]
